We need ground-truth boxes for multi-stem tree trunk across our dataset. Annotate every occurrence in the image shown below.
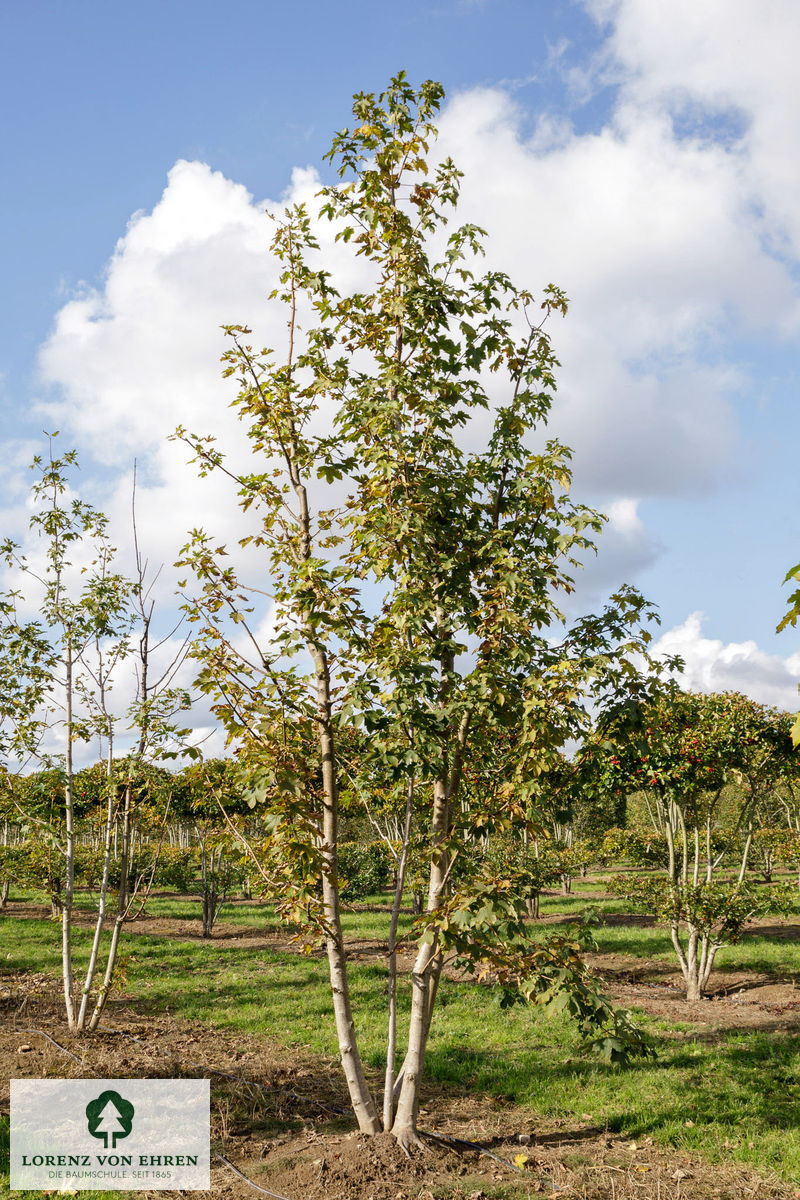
[87,783,132,1031]
[77,741,117,1030]
[200,841,225,937]
[670,916,720,1001]
[660,791,754,1001]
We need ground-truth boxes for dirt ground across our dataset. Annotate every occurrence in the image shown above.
[2,966,799,1200]
[584,953,800,1033]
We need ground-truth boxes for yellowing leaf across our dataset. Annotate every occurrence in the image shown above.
[791,712,800,749]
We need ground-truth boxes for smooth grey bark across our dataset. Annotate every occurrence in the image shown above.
[88,782,132,1031]
[390,774,449,1150]
[62,641,77,1030]
[658,791,754,1000]
[77,739,117,1029]
[282,340,381,1133]
[382,772,415,1131]
[309,630,380,1133]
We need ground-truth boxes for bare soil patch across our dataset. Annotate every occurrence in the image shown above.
[597,967,800,1033]
[1,900,301,952]
[1,969,797,1200]
[582,915,800,1034]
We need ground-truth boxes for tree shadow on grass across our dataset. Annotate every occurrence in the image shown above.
[422,1024,800,1142]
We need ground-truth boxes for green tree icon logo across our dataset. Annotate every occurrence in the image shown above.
[86,1090,135,1149]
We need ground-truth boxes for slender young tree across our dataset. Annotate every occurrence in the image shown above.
[0,442,190,1031]
[179,74,657,1147]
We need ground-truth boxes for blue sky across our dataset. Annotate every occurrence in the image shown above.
[0,0,602,384]
[2,0,800,722]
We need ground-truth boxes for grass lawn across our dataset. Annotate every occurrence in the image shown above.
[4,885,800,1186]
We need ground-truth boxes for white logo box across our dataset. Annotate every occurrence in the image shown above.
[11,1078,210,1191]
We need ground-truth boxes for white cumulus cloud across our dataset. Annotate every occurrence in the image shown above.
[653,612,800,712]
[583,0,800,269]
[437,82,795,500]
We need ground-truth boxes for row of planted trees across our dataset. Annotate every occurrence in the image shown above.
[0,466,797,1096]
[0,757,404,930]
[6,684,800,1007]
[0,762,245,934]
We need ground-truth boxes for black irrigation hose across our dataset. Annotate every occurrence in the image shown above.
[420,1128,525,1172]
[215,1154,297,1199]
[15,1027,85,1066]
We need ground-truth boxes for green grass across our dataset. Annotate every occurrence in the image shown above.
[14,877,798,975]
[4,899,800,1186]
[7,879,800,980]
[536,884,800,977]
[3,885,417,939]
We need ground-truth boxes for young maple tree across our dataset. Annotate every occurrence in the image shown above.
[178,74,658,1148]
